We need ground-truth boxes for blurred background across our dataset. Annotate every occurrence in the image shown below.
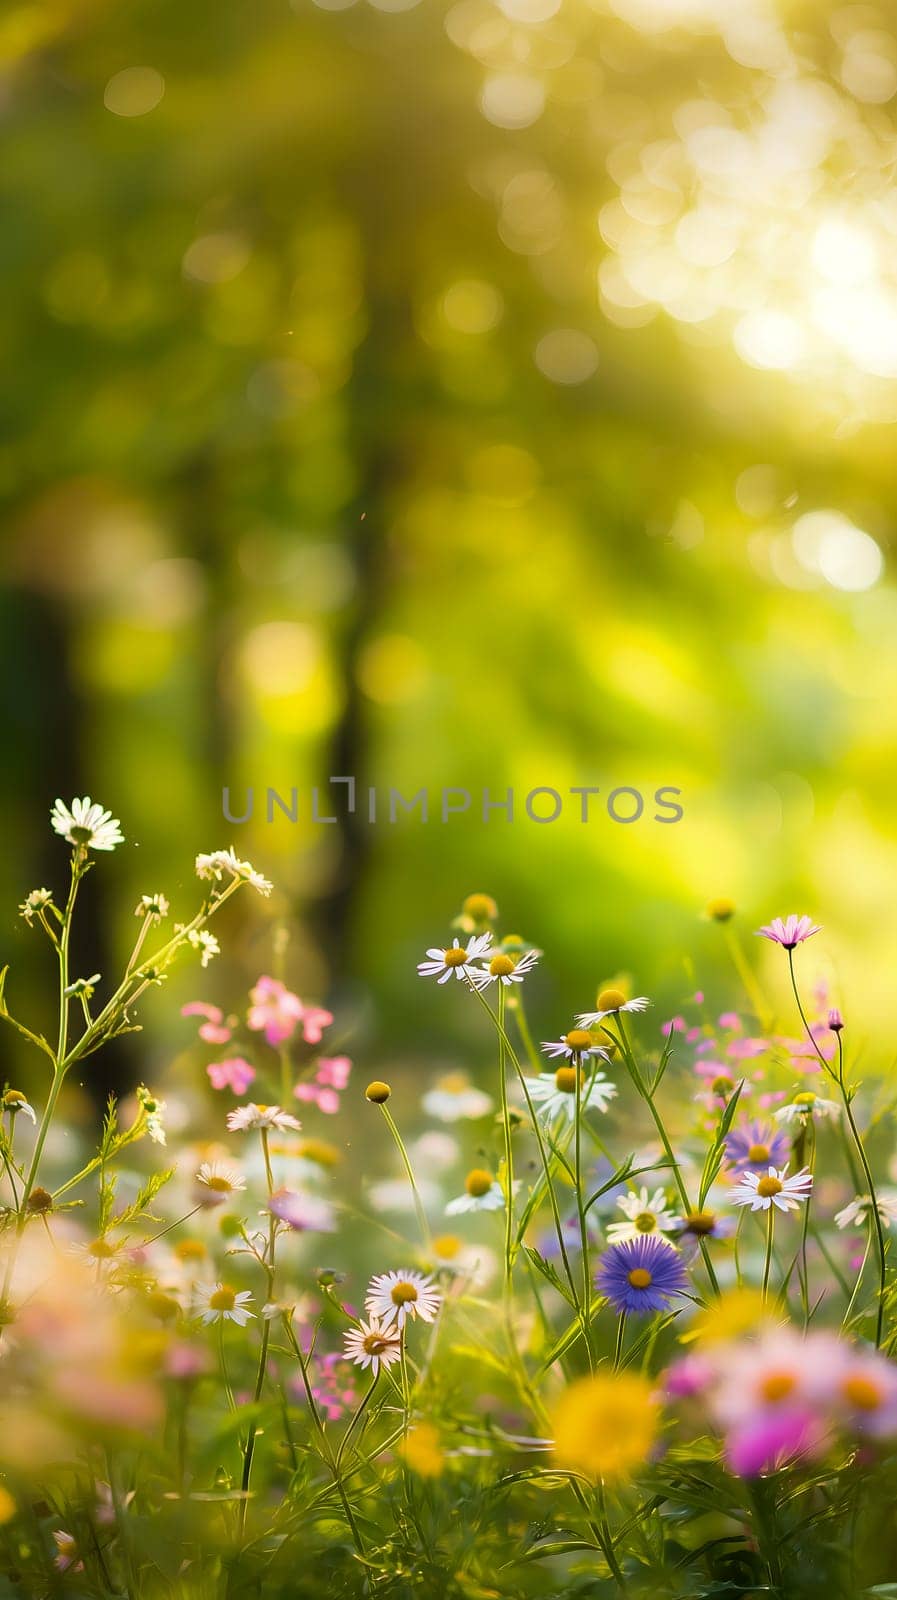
[2,0,897,1102]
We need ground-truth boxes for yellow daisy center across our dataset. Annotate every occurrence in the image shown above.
[462,894,497,922]
[761,1372,795,1403]
[438,1073,469,1094]
[684,1211,716,1236]
[363,1332,393,1356]
[555,1066,581,1093]
[757,1176,783,1198]
[432,1234,461,1260]
[627,1268,652,1289]
[298,1138,339,1167]
[175,1239,206,1262]
[793,1093,816,1107]
[442,947,469,968]
[489,954,515,977]
[390,1281,419,1306]
[843,1374,882,1410]
[712,1075,735,1095]
[87,1239,115,1258]
[747,1143,770,1163]
[597,988,626,1012]
[634,1212,656,1233]
[205,1175,233,1192]
[465,1169,494,1198]
[564,1029,593,1051]
[209,1286,236,1312]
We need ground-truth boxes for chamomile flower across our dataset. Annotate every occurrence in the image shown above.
[417,934,493,985]
[136,1086,166,1145]
[541,1029,612,1063]
[2,1090,36,1124]
[18,888,56,925]
[195,1282,255,1326]
[50,796,124,853]
[576,991,651,1027]
[135,893,169,919]
[343,1318,404,1374]
[365,1269,441,1330]
[472,948,540,987]
[195,848,273,896]
[186,929,220,968]
[834,1192,897,1230]
[195,1162,247,1207]
[445,1169,505,1215]
[774,1092,840,1125]
[528,1064,617,1123]
[730,1164,813,1214]
[226,1104,303,1134]
[756,914,821,950]
[606,1187,680,1248]
[421,1074,493,1122]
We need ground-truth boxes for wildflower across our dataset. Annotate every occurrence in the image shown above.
[2,1090,36,1124]
[343,1317,404,1374]
[64,973,101,998]
[195,1162,247,1206]
[576,991,651,1027]
[422,1073,493,1122]
[51,796,124,852]
[756,914,821,950]
[680,1287,775,1345]
[365,1269,441,1330]
[445,1169,505,1214]
[673,1209,734,1243]
[528,1065,617,1122]
[136,1086,166,1145]
[417,933,493,985]
[730,1164,813,1214]
[26,1186,54,1213]
[401,1422,445,1477]
[195,1283,255,1326]
[135,893,169,919]
[461,892,498,924]
[227,1103,302,1133]
[541,1029,612,1063]
[207,1057,256,1094]
[726,1407,826,1477]
[18,887,56,925]
[834,1192,897,1230]
[195,848,272,896]
[53,1531,83,1574]
[294,1056,351,1115]
[828,1007,845,1032]
[774,1091,839,1124]
[365,1081,391,1103]
[472,948,540,987]
[181,1001,233,1044]
[268,1187,336,1232]
[247,976,331,1047]
[429,1233,497,1286]
[724,1121,790,1175]
[706,897,736,922]
[835,1350,897,1436]
[552,1372,659,1480]
[606,1187,680,1248]
[596,1235,689,1316]
[186,929,220,968]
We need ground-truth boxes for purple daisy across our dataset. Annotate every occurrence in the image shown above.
[756,914,821,950]
[595,1234,690,1316]
[724,1120,790,1176]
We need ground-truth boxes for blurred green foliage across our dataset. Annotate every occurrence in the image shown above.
[2,0,897,1081]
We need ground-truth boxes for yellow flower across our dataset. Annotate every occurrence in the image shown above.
[679,1288,775,1346]
[400,1422,445,1478]
[552,1373,657,1481]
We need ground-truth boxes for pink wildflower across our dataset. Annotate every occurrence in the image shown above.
[757,914,821,950]
[181,1001,233,1045]
[207,1057,256,1094]
[294,1056,352,1114]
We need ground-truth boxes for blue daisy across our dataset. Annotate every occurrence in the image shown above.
[724,1120,790,1175]
[595,1234,689,1316]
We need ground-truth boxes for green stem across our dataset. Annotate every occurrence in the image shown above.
[762,1205,775,1303]
[379,1104,429,1246]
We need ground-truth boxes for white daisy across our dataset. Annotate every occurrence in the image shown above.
[428,1233,498,1288]
[541,1028,612,1063]
[445,1169,505,1215]
[18,887,56,925]
[227,1103,303,1134]
[195,1162,247,1206]
[195,1282,255,1326]
[576,993,651,1027]
[51,796,124,853]
[186,929,220,968]
[730,1164,813,1214]
[528,1065,617,1123]
[195,848,273,896]
[472,948,540,988]
[417,933,493,985]
[365,1268,441,1330]
[835,1192,897,1230]
[421,1074,493,1122]
[342,1317,404,1374]
[605,1186,680,1248]
[774,1092,840,1125]
[2,1090,36,1123]
[135,893,169,919]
